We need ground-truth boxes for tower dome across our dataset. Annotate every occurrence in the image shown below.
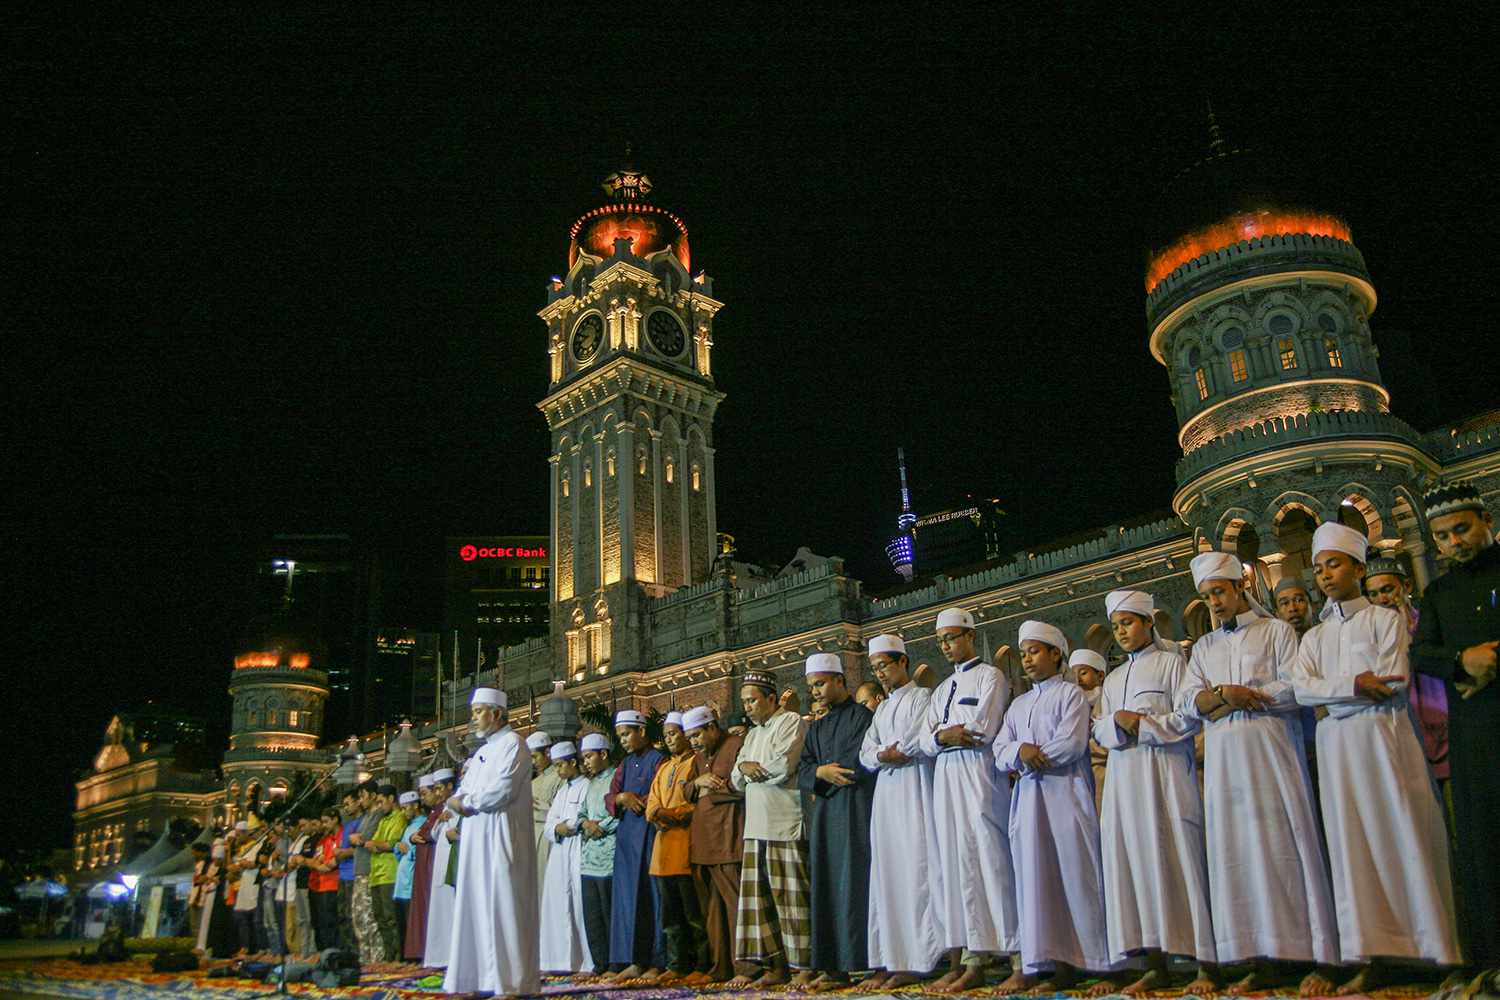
[567,163,691,271]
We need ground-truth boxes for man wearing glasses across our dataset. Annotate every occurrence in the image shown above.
[918,607,1019,993]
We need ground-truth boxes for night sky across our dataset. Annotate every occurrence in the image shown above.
[10,6,1494,856]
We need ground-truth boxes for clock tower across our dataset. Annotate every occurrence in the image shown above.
[537,165,725,682]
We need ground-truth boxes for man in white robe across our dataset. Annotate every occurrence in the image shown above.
[529,730,564,888]
[1094,589,1216,995]
[421,768,457,968]
[858,633,943,990]
[1184,552,1339,995]
[539,741,593,974]
[1290,522,1461,994]
[994,620,1112,992]
[443,687,540,997]
[918,606,1019,994]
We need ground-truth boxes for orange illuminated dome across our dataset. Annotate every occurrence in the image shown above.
[569,203,690,271]
[1146,208,1351,293]
[234,648,312,670]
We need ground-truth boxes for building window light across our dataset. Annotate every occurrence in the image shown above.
[561,473,570,498]
[691,463,702,491]
[1324,338,1343,368]
[1229,350,1248,383]
[583,461,592,488]
[1278,338,1298,370]
[1195,368,1209,400]
[665,458,675,484]
[606,451,616,477]
[637,449,647,476]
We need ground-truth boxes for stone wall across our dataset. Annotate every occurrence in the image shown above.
[1181,380,1390,453]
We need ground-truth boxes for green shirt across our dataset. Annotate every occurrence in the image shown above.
[369,808,408,886]
[579,766,619,878]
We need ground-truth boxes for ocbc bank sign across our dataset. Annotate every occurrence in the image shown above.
[459,544,548,562]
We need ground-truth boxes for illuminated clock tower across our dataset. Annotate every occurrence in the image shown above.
[537,164,724,681]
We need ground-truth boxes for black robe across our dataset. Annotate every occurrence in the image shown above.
[798,697,876,972]
[1412,541,1500,967]
[202,865,237,958]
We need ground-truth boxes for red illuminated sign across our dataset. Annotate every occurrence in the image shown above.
[460,544,547,562]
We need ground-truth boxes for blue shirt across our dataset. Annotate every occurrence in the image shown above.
[338,818,359,882]
[393,815,425,900]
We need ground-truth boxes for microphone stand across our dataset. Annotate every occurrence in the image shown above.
[273,763,338,995]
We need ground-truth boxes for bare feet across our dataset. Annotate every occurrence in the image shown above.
[680,971,712,986]
[1227,967,1277,995]
[994,969,1036,994]
[725,971,759,988]
[863,970,892,990]
[1334,964,1380,997]
[936,965,989,994]
[1182,969,1219,996]
[931,967,963,992]
[1084,977,1121,997]
[615,963,646,981]
[812,974,850,993]
[1299,969,1338,997]
[790,969,819,988]
[1121,967,1172,997]
[751,967,790,989]
[884,972,923,989]
[1037,965,1080,994]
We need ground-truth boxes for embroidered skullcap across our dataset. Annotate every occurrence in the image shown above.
[1273,575,1311,596]
[580,733,611,752]
[1423,481,1487,520]
[1069,649,1107,673]
[1366,555,1409,580]
[1190,552,1244,590]
[417,773,434,789]
[936,607,975,631]
[525,731,553,751]
[1018,619,1070,656]
[868,634,906,658]
[741,671,777,693]
[682,706,716,732]
[664,711,685,730]
[1312,521,1368,563]
[471,687,506,709]
[614,710,646,728]
[431,768,454,783]
[549,740,578,761]
[398,791,418,805]
[1105,589,1155,620]
[805,652,843,676]
[234,821,249,832]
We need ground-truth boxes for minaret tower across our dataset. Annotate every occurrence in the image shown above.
[537,162,725,682]
[1148,111,1435,587]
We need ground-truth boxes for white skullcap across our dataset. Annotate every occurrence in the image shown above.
[936,607,975,631]
[664,711,685,729]
[398,791,418,805]
[1069,648,1107,672]
[212,844,226,859]
[234,821,249,832]
[416,774,434,789]
[682,706,716,732]
[580,733,611,752]
[549,741,578,761]
[1018,620,1071,656]
[471,687,507,709]
[1190,551,1244,590]
[805,652,843,676]
[1312,521,1368,563]
[525,731,553,751]
[431,768,454,783]
[614,710,646,728]
[1105,589,1154,620]
[868,634,906,658]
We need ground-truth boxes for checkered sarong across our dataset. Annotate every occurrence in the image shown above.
[734,838,810,969]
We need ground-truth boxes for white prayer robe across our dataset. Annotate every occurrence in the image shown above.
[443,726,541,996]
[1184,611,1338,965]
[539,774,593,973]
[1291,598,1461,966]
[917,657,1019,955]
[532,764,565,888]
[860,682,944,973]
[995,675,1112,975]
[1093,645,1216,964]
[422,812,457,967]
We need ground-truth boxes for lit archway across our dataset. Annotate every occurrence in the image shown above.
[1182,599,1213,640]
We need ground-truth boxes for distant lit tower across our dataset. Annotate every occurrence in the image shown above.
[537,158,725,682]
[885,448,918,581]
[1148,104,1435,588]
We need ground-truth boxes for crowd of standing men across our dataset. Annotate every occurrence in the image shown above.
[187,482,1498,998]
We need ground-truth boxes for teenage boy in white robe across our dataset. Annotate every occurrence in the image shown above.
[1290,521,1461,995]
[994,620,1112,993]
[539,741,592,975]
[1092,590,1216,996]
[918,606,1020,994]
[859,633,943,990]
[1185,552,1339,996]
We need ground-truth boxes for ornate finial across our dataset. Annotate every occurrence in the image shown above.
[602,143,651,200]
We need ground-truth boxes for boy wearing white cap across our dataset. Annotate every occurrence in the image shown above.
[1069,649,1110,813]
[443,687,541,996]
[919,606,1019,994]
[528,729,564,889]
[420,768,458,968]
[859,634,943,990]
[1094,590,1216,995]
[994,620,1111,992]
[684,705,746,985]
[576,733,619,977]
[539,741,593,974]
[1185,552,1338,994]
[644,711,705,983]
[797,652,877,990]
[603,709,668,982]
[1291,522,1460,992]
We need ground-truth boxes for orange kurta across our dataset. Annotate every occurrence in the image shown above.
[645,751,699,876]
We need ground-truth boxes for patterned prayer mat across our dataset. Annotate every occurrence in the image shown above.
[0,959,1445,1000]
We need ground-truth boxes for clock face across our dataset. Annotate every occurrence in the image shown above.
[571,314,603,362]
[647,310,685,357]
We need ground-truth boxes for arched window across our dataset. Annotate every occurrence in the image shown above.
[1324,337,1343,368]
[606,449,616,478]
[561,470,570,498]
[1278,337,1298,370]
[1195,368,1209,400]
[1228,349,1249,382]
[583,460,592,488]
[691,463,702,492]
[665,457,675,484]
[637,449,647,476]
